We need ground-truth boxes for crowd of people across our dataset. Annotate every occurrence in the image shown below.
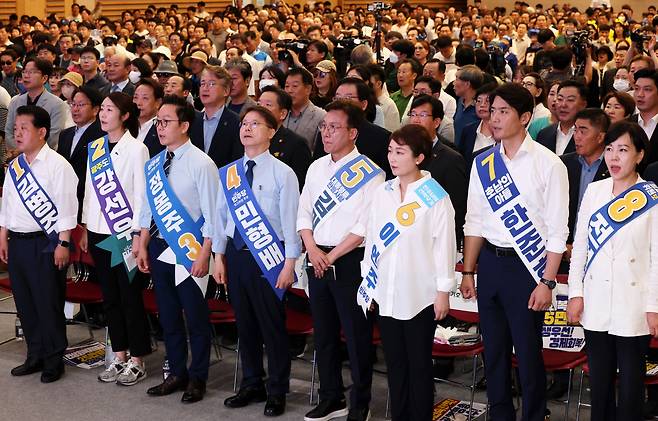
[2,1,658,420]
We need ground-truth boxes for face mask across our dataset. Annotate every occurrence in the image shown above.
[259,79,277,90]
[128,70,141,84]
[61,85,75,99]
[17,82,26,94]
[389,53,399,64]
[613,78,630,92]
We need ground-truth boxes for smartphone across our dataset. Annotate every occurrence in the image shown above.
[306,259,337,281]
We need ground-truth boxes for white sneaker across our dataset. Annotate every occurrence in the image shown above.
[116,359,147,386]
[98,358,126,383]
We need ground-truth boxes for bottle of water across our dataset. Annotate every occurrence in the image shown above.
[15,317,23,341]
[162,356,170,381]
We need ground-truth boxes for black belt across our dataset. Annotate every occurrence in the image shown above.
[9,230,45,239]
[228,237,285,252]
[484,240,517,257]
[317,245,335,253]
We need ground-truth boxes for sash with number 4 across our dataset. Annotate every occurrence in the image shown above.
[357,178,448,314]
[585,181,658,272]
[219,159,287,300]
[312,154,383,230]
[145,150,205,278]
[88,136,137,280]
[8,155,60,250]
[476,145,547,283]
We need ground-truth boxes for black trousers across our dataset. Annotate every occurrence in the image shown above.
[226,240,290,396]
[308,247,374,410]
[88,231,151,357]
[149,238,210,381]
[8,234,67,368]
[477,246,546,421]
[585,330,650,421]
[379,305,436,421]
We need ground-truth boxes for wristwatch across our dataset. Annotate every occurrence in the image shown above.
[540,277,557,290]
[131,231,141,238]
[57,239,70,248]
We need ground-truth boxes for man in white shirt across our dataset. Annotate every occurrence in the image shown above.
[631,69,658,167]
[536,80,586,155]
[298,101,384,421]
[461,83,569,421]
[133,79,165,158]
[367,64,401,132]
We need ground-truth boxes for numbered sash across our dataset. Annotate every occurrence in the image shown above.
[312,154,383,230]
[145,150,204,275]
[357,178,448,314]
[8,155,59,250]
[219,159,287,300]
[585,181,658,272]
[475,145,547,283]
[88,136,137,280]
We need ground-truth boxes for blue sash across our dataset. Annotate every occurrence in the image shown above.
[357,177,448,314]
[476,145,547,283]
[8,155,59,250]
[145,150,204,273]
[586,181,658,272]
[88,136,137,279]
[312,154,383,230]
[219,159,286,300]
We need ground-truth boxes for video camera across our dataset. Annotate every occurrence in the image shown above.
[276,39,310,62]
[630,29,652,44]
[367,1,391,12]
[567,30,590,74]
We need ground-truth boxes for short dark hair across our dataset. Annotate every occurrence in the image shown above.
[80,45,100,60]
[107,92,140,137]
[260,85,292,111]
[455,44,476,66]
[366,63,386,83]
[633,68,658,88]
[37,43,57,55]
[538,28,555,43]
[240,105,278,130]
[346,64,371,81]
[397,58,422,78]
[136,77,165,100]
[225,58,253,81]
[73,85,103,108]
[390,124,432,169]
[410,94,444,119]
[391,39,415,58]
[435,35,452,49]
[23,57,53,77]
[286,67,314,86]
[325,99,365,129]
[549,46,573,70]
[0,49,18,61]
[259,64,286,87]
[604,121,650,166]
[160,95,195,133]
[490,83,535,118]
[558,79,588,100]
[603,91,636,119]
[574,108,611,133]
[414,75,441,94]
[16,105,51,141]
[308,40,329,57]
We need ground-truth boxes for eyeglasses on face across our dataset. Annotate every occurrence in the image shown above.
[154,118,180,128]
[239,120,270,130]
[319,122,348,134]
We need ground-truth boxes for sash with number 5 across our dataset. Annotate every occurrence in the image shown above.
[475,145,547,283]
[312,154,383,230]
[145,150,205,290]
[219,160,287,300]
[8,154,59,251]
[357,178,448,314]
[88,136,137,280]
[585,181,658,272]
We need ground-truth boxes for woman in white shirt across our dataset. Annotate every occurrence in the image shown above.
[79,92,151,386]
[363,124,456,421]
[567,121,658,421]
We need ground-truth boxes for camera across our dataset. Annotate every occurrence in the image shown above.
[567,29,590,72]
[486,43,507,77]
[630,29,652,44]
[276,39,310,61]
[367,2,391,12]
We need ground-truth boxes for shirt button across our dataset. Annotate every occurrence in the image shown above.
[630,258,636,263]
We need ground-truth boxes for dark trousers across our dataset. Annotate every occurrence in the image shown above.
[8,234,67,368]
[585,330,649,421]
[88,231,151,357]
[379,305,436,421]
[477,246,546,421]
[308,247,374,410]
[226,240,290,396]
[149,238,210,381]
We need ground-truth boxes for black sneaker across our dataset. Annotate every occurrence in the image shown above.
[347,407,371,421]
[304,399,349,421]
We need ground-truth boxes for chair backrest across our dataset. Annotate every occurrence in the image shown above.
[449,308,480,324]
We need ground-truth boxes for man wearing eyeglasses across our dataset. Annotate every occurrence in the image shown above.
[79,46,110,94]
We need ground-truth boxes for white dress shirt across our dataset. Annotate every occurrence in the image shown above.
[638,112,658,140]
[297,147,385,246]
[556,123,575,156]
[439,90,457,120]
[473,121,495,152]
[82,131,149,234]
[136,116,156,144]
[568,177,658,336]
[364,172,457,320]
[463,134,569,253]
[0,144,78,233]
[378,93,401,132]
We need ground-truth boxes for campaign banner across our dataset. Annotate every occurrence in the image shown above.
[542,284,585,352]
[433,398,487,420]
[63,339,106,369]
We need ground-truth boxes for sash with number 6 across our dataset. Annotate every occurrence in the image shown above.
[476,145,547,283]
[88,136,137,280]
[312,154,383,230]
[585,181,658,272]
[357,177,448,314]
[145,150,205,278]
[219,159,287,300]
[8,154,59,250]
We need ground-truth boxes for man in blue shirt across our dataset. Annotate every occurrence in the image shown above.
[213,105,301,417]
[453,65,483,147]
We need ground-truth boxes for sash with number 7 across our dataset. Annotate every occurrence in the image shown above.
[475,145,547,283]
[585,181,658,272]
[312,154,383,231]
[357,178,448,314]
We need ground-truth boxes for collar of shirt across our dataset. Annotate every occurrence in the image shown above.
[499,132,534,163]
[290,101,311,119]
[638,112,658,128]
[558,123,575,137]
[26,91,43,106]
[329,146,360,169]
[27,142,52,164]
[432,136,439,148]
[242,150,272,167]
[387,170,432,196]
[137,116,156,142]
[169,139,193,160]
[75,120,93,135]
[476,121,493,138]
[113,78,129,91]
[204,105,225,122]
[577,152,604,170]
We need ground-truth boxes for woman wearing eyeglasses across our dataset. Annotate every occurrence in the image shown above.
[79,92,151,386]
[414,40,431,67]
[311,60,338,109]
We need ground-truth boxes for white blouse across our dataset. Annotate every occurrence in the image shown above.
[362,172,457,320]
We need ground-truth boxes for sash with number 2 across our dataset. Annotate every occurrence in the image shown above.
[585,181,658,272]
[357,178,448,314]
[312,154,383,230]
[476,145,547,283]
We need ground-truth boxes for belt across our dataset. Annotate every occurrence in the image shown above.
[484,240,517,257]
[9,230,45,239]
[227,237,250,251]
[317,245,335,253]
